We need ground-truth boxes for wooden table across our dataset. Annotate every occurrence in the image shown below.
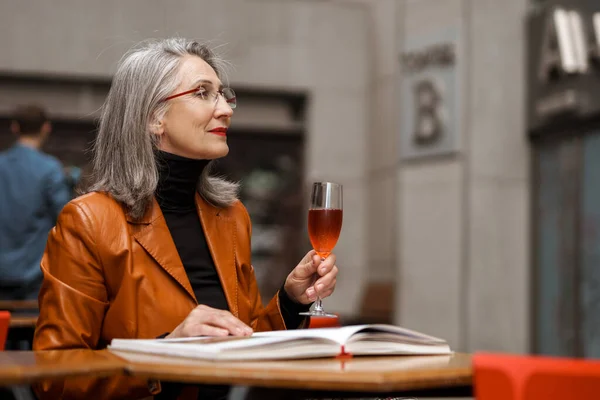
[0,350,126,386]
[116,351,473,398]
[0,350,473,397]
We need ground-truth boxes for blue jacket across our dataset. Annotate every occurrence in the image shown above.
[0,144,70,285]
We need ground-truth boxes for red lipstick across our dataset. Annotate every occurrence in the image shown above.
[208,127,228,137]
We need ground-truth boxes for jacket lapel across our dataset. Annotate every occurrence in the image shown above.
[129,198,196,302]
[196,194,239,317]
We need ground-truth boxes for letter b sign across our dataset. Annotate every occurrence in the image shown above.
[413,79,444,145]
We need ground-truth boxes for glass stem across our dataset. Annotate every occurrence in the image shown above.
[312,256,325,312]
[313,297,324,312]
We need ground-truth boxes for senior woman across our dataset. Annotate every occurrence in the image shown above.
[33,38,338,400]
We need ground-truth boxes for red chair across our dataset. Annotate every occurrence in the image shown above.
[0,311,11,351]
[474,352,600,400]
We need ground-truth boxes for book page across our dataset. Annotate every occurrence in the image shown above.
[252,324,446,345]
[350,324,447,344]
[110,335,340,361]
[158,336,251,344]
[251,325,365,345]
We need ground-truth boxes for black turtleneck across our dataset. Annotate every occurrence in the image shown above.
[155,151,229,311]
[154,151,310,400]
[155,151,230,400]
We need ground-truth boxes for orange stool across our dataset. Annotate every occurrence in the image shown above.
[474,352,600,400]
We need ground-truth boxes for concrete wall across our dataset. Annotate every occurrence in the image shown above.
[365,0,401,286]
[396,0,468,351]
[349,0,530,353]
[392,0,530,353]
[465,0,530,353]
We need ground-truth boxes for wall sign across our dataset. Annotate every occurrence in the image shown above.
[399,28,462,160]
[528,1,600,134]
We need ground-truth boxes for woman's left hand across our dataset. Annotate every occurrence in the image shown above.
[283,250,338,305]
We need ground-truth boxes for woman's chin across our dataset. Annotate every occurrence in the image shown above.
[191,144,229,160]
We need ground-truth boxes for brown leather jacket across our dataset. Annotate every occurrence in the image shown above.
[33,192,288,399]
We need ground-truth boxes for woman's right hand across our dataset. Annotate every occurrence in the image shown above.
[165,305,253,339]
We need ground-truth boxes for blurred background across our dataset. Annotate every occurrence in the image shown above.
[1,0,600,359]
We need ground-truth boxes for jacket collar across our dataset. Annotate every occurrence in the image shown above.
[128,195,239,316]
[125,197,164,225]
[195,194,239,317]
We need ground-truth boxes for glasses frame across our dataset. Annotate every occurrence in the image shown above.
[161,86,237,109]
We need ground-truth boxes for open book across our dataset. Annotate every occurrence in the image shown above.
[108,324,451,361]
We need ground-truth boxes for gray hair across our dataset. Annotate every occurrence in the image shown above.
[88,38,239,220]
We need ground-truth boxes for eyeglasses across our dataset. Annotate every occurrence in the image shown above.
[162,86,237,109]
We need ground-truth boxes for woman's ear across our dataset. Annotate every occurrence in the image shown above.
[150,117,165,136]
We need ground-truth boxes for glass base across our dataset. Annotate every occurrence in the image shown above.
[299,310,338,318]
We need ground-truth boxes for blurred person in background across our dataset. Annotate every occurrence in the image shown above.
[0,105,70,301]
[33,38,339,400]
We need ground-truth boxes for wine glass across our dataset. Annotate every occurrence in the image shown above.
[299,182,343,318]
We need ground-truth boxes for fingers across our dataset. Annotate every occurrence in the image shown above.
[311,253,322,267]
[305,286,317,302]
[304,249,317,261]
[285,251,339,304]
[304,266,338,301]
[316,254,336,277]
[191,325,230,337]
[295,251,336,279]
[299,253,339,301]
[203,307,253,336]
[180,305,253,338]
[208,309,253,336]
[304,276,337,301]
[314,264,338,297]
[317,278,336,299]
[303,260,338,301]
[294,250,320,279]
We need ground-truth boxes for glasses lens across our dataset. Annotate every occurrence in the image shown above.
[222,88,237,109]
